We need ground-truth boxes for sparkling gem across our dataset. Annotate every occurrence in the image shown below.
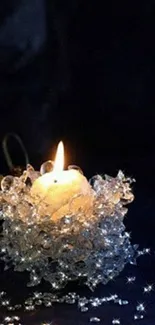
[44,301,52,307]
[90,298,102,307]
[134,314,144,320]
[25,305,35,311]
[112,319,120,324]
[81,306,88,312]
[126,276,136,284]
[136,303,145,312]
[7,307,14,311]
[90,317,100,323]
[1,300,10,306]
[143,284,153,293]
[4,317,12,322]
[78,297,88,308]
[12,316,20,321]
[14,304,22,309]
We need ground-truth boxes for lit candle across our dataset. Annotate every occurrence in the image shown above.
[31,142,94,220]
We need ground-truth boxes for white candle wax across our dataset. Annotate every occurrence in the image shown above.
[31,142,94,220]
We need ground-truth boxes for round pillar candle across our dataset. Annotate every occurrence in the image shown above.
[30,142,94,220]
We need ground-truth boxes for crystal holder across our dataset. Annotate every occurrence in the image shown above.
[0,166,137,291]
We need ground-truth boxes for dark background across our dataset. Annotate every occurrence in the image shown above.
[0,1,155,324]
[0,0,154,247]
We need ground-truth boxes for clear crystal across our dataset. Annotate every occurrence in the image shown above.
[90,317,100,323]
[112,320,120,325]
[134,314,144,320]
[0,167,136,290]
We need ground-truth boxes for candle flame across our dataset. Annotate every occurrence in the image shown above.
[53,141,64,172]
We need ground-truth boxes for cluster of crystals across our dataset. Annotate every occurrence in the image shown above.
[3,315,21,325]
[0,166,137,290]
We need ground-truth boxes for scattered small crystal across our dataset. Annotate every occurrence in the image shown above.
[90,317,100,323]
[81,306,88,312]
[33,292,42,299]
[34,299,42,306]
[44,301,52,307]
[25,298,33,306]
[143,248,150,254]
[134,314,144,320]
[4,317,12,322]
[7,307,14,311]
[1,300,10,306]
[25,305,35,311]
[143,284,153,293]
[138,248,150,256]
[90,298,102,307]
[126,276,136,284]
[136,303,145,312]
[109,294,118,301]
[118,299,128,305]
[12,316,20,321]
[14,304,22,310]
[112,319,120,324]
[78,297,88,308]
[121,300,128,305]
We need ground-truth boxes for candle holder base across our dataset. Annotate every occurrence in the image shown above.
[0,169,137,291]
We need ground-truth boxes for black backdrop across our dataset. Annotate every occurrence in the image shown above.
[0,1,155,324]
[0,0,154,245]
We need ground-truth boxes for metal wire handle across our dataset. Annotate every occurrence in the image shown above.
[2,133,29,171]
